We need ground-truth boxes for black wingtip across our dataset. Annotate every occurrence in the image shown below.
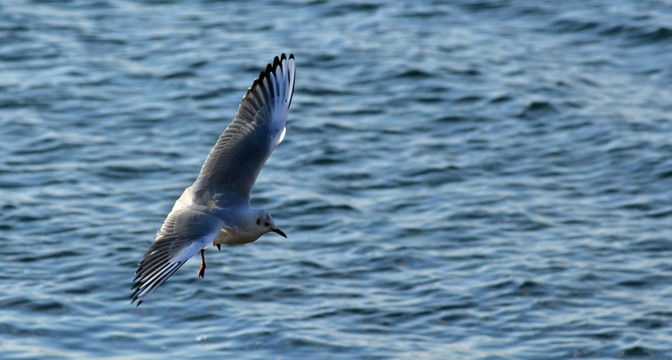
[130,286,144,306]
[280,53,295,62]
[244,54,294,98]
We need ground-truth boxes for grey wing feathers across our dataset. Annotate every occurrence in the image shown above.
[194,53,295,199]
[130,209,223,305]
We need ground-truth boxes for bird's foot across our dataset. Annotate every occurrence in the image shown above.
[198,249,206,278]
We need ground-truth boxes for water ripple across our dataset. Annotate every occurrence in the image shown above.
[1,0,672,359]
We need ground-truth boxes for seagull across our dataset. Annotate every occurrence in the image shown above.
[131,54,295,306]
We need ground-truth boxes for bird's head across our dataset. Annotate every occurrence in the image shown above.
[254,209,286,238]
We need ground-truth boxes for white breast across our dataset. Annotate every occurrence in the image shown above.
[213,227,260,245]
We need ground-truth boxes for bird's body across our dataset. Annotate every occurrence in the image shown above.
[170,185,263,245]
[131,54,295,306]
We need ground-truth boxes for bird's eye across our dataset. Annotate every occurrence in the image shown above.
[264,222,269,227]
[256,219,261,225]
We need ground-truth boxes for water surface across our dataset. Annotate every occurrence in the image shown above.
[2,0,672,359]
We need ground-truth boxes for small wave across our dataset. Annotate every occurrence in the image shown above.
[550,18,600,33]
[600,24,672,45]
[393,69,433,79]
[618,345,661,358]
[519,100,558,119]
[161,70,196,80]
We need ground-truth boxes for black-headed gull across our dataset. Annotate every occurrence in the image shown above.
[131,54,295,306]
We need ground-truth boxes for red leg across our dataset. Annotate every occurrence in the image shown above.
[198,249,206,278]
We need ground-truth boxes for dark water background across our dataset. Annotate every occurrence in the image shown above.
[2,1,672,359]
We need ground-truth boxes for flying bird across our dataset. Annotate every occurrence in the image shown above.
[131,54,296,305]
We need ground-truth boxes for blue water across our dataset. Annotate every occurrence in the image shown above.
[2,0,672,358]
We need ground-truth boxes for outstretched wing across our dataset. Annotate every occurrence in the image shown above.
[193,53,296,199]
[130,209,224,306]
